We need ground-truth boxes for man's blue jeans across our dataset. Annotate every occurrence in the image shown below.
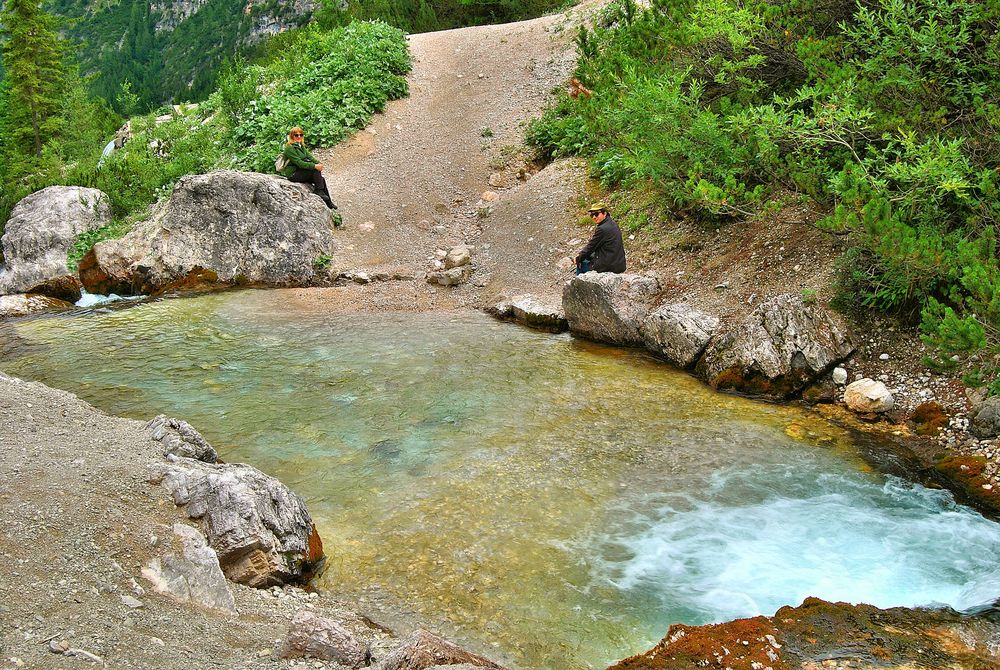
[575,259,592,275]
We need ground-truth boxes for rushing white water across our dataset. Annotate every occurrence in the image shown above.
[75,289,143,307]
[590,468,1000,625]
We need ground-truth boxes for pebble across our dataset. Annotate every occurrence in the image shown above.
[879,353,890,360]
[121,595,144,609]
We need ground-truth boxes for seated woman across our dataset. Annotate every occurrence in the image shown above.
[279,127,336,210]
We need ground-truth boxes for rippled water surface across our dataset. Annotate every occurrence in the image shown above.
[3,290,1000,669]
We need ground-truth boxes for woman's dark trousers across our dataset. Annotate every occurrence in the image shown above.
[289,168,335,209]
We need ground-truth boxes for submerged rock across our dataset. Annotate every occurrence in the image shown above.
[79,171,336,295]
[281,610,370,667]
[375,630,506,670]
[148,457,324,588]
[640,303,718,368]
[141,523,236,613]
[0,294,73,319]
[562,273,660,346]
[697,294,853,399]
[491,294,567,332]
[0,186,111,296]
[844,378,895,414]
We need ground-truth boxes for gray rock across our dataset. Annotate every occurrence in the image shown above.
[0,186,111,295]
[640,303,718,368]
[427,265,472,286]
[80,171,336,295]
[491,294,567,332]
[280,610,370,667]
[147,415,218,462]
[970,396,1000,438]
[0,294,73,319]
[120,594,144,609]
[375,630,505,670]
[444,245,472,270]
[832,366,848,385]
[141,523,236,613]
[148,458,321,588]
[562,273,660,346]
[697,294,854,399]
[843,378,895,413]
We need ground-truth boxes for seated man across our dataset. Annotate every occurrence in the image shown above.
[575,202,626,274]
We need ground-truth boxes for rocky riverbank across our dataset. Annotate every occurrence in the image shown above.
[0,372,509,670]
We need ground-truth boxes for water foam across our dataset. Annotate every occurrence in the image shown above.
[594,469,1000,622]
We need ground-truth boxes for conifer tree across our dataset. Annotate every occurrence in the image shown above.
[0,0,68,158]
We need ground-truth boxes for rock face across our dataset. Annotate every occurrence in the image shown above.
[491,294,568,332]
[148,457,323,587]
[79,171,336,295]
[607,597,999,670]
[640,303,719,368]
[141,523,236,613]
[970,396,1000,438]
[281,610,370,667]
[697,294,854,399]
[0,186,111,296]
[562,273,660,346]
[844,378,895,413]
[0,294,73,319]
[147,415,219,462]
[375,630,505,670]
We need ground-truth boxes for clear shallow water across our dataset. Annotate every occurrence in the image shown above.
[3,290,1000,669]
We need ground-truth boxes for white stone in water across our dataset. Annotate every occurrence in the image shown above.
[832,367,848,385]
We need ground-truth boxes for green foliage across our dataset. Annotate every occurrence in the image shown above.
[313,253,333,270]
[527,0,1000,391]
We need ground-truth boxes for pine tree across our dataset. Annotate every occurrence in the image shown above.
[0,0,68,158]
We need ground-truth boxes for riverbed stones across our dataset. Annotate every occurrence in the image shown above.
[640,303,718,368]
[843,378,895,413]
[375,630,506,670]
[832,366,848,385]
[0,186,111,297]
[280,610,370,667]
[444,245,472,270]
[0,294,73,319]
[697,294,854,399]
[147,415,219,463]
[562,273,660,346]
[970,396,1000,438]
[79,171,337,295]
[491,294,567,332]
[148,457,322,587]
[427,265,472,286]
[141,523,236,613]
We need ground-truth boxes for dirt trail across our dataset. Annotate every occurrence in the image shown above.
[300,11,593,311]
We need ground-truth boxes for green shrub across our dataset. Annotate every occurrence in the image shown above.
[527,0,1000,391]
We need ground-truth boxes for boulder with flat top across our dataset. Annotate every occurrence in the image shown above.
[562,273,660,346]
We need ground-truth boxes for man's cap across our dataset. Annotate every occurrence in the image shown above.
[587,202,607,213]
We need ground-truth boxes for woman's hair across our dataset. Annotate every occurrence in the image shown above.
[286,127,304,146]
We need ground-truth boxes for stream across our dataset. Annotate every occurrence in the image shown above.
[3,289,1000,669]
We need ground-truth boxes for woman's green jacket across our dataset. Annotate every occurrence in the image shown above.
[280,142,318,177]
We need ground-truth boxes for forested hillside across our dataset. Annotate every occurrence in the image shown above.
[47,0,566,114]
[528,0,999,393]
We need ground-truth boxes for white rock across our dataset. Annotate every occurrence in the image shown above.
[844,378,895,413]
[832,367,848,385]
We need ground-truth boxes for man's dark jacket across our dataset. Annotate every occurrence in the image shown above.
[577,215,626,273]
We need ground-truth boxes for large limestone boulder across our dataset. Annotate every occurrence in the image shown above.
[562,273,660,346]
[141,523,236,613]
[375,630,506,670]
[0,186,110,296]
[843,378,895,413]
[697,294,854,399]
[969,396,1000,438]
[640,303,719,368]
[79,171,336,295]
[148,456,324,588]
[281,610,370,667]
[491,294,568,332]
